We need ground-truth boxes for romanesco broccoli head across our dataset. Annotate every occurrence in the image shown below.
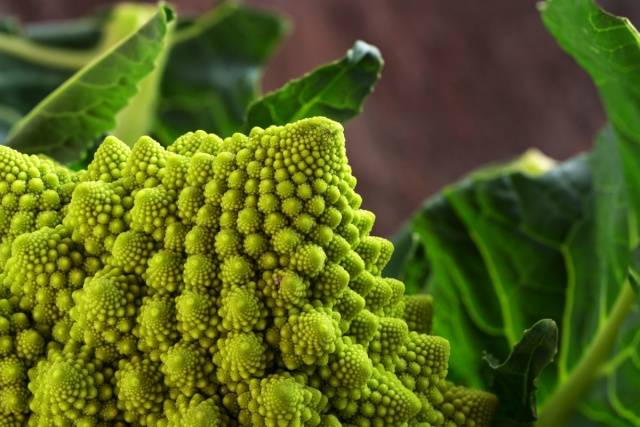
[0,117,497,426]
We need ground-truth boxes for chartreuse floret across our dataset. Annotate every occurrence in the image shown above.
[163,394,229,427]
[213,332,271,384]
[183,254,217,292]
[175,290,219,345]
[70,267,142,359]
[160,341,215,397]
[435,383,498,427]
[279,306,340,370]
[116,355,166,425]
[219,284,268,332]
[85,135,130,182]
[0,146,78,270]
[135,295,179,359]
[168,130,221,158]
[65,180,133,255]
[0,118,496,426]
[403,294,434,334]
[131,187,177,241]
[349,368,422,426]
[321,337,372,390]
[4,225,99,334]
[123,136,167,188]
[238,374,327,426]
[28,348,118,426]
[145,249,183,294]
[111,230,158,274]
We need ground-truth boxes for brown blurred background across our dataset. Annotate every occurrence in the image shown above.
[1,0,638,236]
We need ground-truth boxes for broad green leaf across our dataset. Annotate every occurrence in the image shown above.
[488,319,558,427]
[153,3,288,143]
[540,0,640,239]
[4,5,174,163]
[244,40,383,131]
[384,149,556,295]
[404,128,635,425]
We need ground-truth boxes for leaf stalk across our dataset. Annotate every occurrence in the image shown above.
[537,282,636,427]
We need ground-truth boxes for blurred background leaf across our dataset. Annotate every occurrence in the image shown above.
[153,2,289,143]
[0,2,385,166]
[5,4,173,163]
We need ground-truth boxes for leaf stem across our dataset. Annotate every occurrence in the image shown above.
[0,3,157,72]
[170,3,236,45]
[0,34,94,70]
[537,282,636,427]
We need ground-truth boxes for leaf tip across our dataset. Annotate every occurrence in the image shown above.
[349,40,383,65]
[530,318,558,335]
[158,2,176,23]
[522,318,559,362]
[536,0,549,13]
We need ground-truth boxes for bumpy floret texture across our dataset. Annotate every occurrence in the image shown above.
[0,117,497,426]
